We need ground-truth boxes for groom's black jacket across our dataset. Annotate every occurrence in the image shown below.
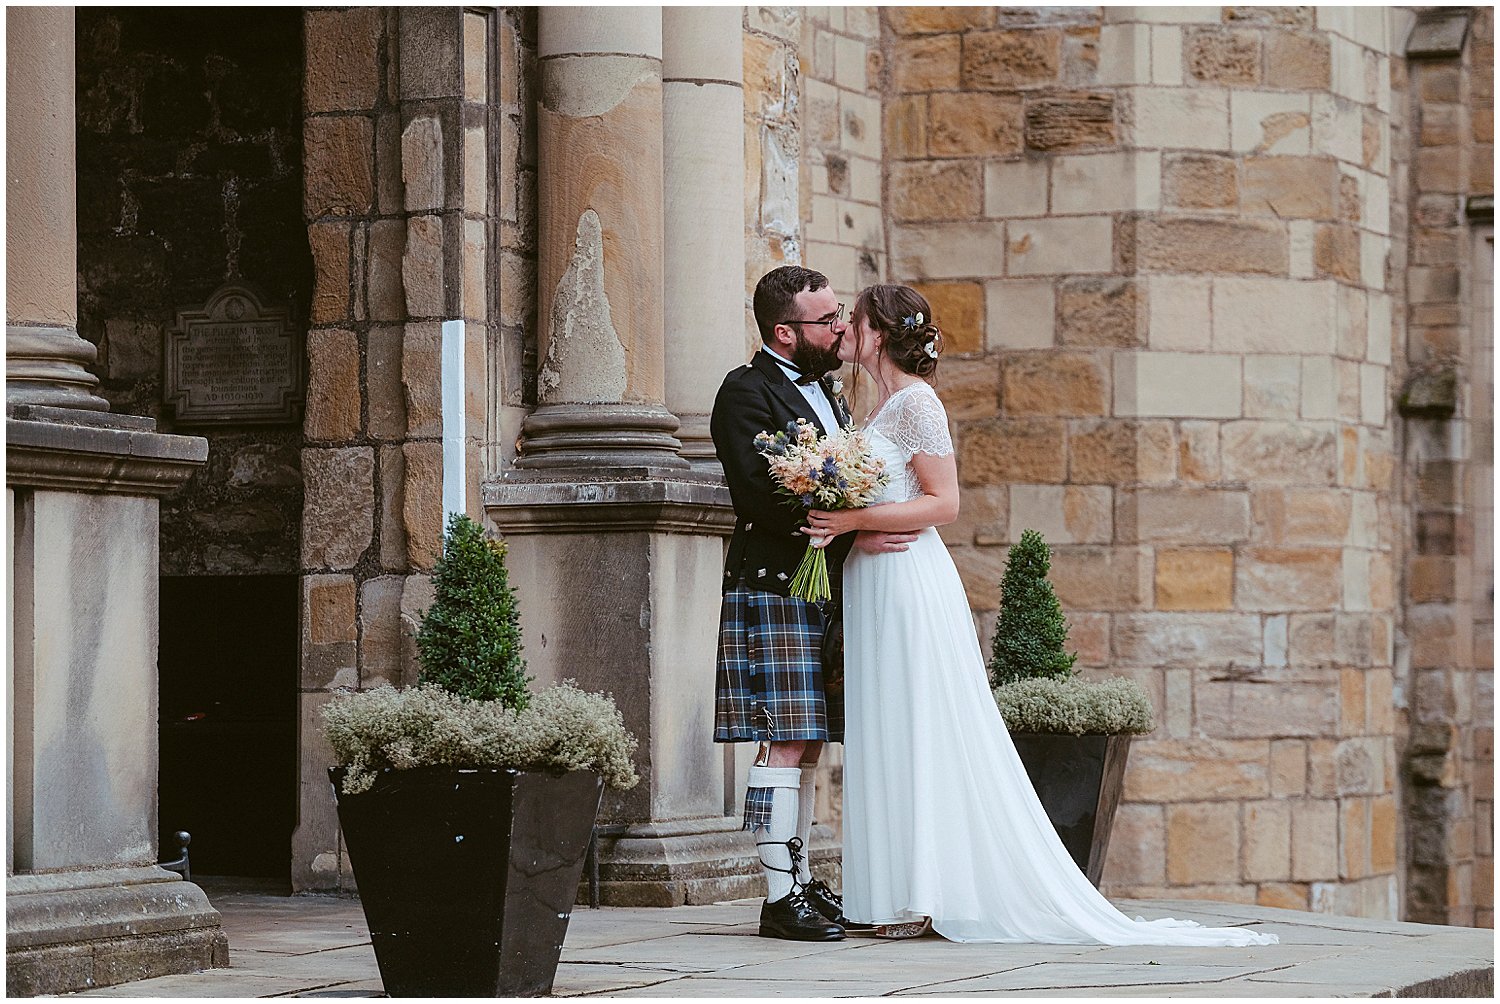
[711,351,857,598]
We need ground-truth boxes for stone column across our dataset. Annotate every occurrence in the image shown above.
[5,8,106,411]
[662,7,746,469]
[518,7,684,469]
[487,7,748,905]
[5,7,222,993]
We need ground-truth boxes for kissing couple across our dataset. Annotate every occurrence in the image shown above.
[709,265,1277,947]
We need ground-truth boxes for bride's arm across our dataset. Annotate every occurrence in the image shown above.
[804,450,959,541]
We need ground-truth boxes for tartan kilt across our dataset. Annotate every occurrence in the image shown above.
[714,584,843,743]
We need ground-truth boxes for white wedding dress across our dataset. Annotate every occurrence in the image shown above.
[841,381,1276,946]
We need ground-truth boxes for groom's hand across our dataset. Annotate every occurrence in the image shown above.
[853,530,919,554]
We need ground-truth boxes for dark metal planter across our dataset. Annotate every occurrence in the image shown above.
[1009,733,1133,887]
[329,765,603,997]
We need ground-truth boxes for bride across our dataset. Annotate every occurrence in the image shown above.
[803,284,1277,947]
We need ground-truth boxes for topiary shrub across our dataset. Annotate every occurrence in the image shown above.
[989,528,1078,686]
[416,512,532,708]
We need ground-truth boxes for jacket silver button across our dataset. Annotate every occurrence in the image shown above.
[777,572,788,581]
[746,522,753,530]
[757,568,767,577]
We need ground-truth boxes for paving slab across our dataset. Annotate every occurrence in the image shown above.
[64,890,1493,998]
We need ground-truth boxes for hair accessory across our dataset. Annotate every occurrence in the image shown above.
[901,312,924,332]
[923,339,939,359]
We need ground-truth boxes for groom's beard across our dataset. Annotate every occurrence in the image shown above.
[791,331,842,378]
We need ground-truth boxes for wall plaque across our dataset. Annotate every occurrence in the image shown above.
[165,283,302,424]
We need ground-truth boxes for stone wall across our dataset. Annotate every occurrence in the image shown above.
[75,9,310,576]
[1393,5,1494,928]
[496,8,537,469]
[884,6,1403,917]
[294,7,492,891]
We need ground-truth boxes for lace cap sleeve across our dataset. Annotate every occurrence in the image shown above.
[886,383,954,457]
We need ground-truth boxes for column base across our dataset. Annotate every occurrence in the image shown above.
[6,866,230,996]
[515,402,690,469]
[6,324,109,411]
[584,817,842,906]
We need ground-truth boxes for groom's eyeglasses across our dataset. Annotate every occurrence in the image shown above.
[781,303,846,328]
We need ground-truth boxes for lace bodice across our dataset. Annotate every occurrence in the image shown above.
[865,382,954,504]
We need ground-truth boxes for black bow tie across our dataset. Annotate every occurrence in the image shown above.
[769,354,824,386]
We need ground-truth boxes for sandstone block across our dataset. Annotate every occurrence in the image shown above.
[305,8,382,113]
[1127,740,1268,803]
[892,34,960,92]
[404,214,447,318]
[908,281,984,355]
[309,222,352,324]
[1244,799,1293,881]
[1370,794,1396,872]
[304,115,376,218]
[402,441,444,571]
[1096,23,1150,87]
[1232,91,1313,157]
[1145,275,1211,351]
[949,545,1010,610]
[1243,354,1301,420]
[1024,92,1117,151]
[1177,421,1218,482]
[1163,154,1237,209]
[306,574,357,646]
[359,575,408,689]
[1132,87,1230,151]
[890,160,982,222]
[366,219,407,322]
[400,322,444,438]
[1234,547,1342,611]
[1135,218,1287,275]
[983,158,1049,218]
[1008,485,1113,545]
[1134,488,1250,544]
[1339,797,1371,879]
[304,329,362,442]
[1155,549,1234,611]
[840,90,883,159]
[1102,803,1166,887]
[1242,156,1336,220]
[1054,150,1160,213]
[892,222,1006,281]
[378,443,408,572]
[1314,224,1361,283]
[1186,28,1261,86]
[1292,798,1339,881]
[1112,613,1262,667]
[1003,351,1109,416]
[834,34,869,92]
[1115,352,1242,420]
[938,481,1006,546]
[1340,665,1367,733]
[1219,420,1336,485]
[885,6,994,34]
[962,29,1062,89]
[1213,276,1335,354]
[1360,363,1385,426]
[400,115,445,212]
[1049,546,1151,610]
[928,93,1023,157]
[1008,216,1113,275]
[985,281,1054,349]
[884,95,927,158]
[1058,277,1142,348]
[1271,739,1307,796]
[1257,882,1310,910]
[1067,420,1135,483]
[1070,612,1111,667]
[1251,488,1352,545]
[302,447,375,570]
[400,574,436,680]
[1267,27,1331,84]
[958,418,1065,484]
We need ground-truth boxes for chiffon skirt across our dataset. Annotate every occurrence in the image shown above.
[840,527,1277,947]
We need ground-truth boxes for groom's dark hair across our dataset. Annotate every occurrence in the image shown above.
[753,265,829,344]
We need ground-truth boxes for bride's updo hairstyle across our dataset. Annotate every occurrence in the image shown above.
[853,284,943,377]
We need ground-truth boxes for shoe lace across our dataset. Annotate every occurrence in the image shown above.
[755,835,809,896]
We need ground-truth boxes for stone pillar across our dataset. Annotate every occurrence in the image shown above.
[663,7,746,468]
[5,8,223,993]
[487,7,750,905]
[5,8,106,411]
[518,7,684,469]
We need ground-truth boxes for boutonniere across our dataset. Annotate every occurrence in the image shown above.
[826,375,844,396]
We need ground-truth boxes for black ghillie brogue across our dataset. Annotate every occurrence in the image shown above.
[803,878,872,930]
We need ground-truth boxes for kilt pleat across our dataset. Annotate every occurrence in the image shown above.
[714,585,843,743]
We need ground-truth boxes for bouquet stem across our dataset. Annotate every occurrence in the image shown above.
[789,542,831,603]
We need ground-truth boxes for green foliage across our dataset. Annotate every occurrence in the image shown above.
[416,513,531,708]
[988,529,1078,686]
[322,681,641,794]
[994,676,1155,736]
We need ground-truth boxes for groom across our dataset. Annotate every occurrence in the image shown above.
[710,265,917,941]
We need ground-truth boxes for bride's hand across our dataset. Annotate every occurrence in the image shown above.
[802,509,861,545]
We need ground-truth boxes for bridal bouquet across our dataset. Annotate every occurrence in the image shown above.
[754,418,888,602]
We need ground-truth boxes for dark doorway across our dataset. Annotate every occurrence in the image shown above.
[159,575,298,881]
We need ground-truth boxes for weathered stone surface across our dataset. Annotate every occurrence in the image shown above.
[1008,485,1112,545]
[886,7,994,34]
[1113,613,1262,667]
[1186,28,1261,85]
[890,160,982,221]
[377,443,407,572]
[358,575,407,688]
[1241,156,1337,219]
[1177,421,1218,481]
[986,280,1054,349]
[1025,92,1116,151]
[1315,224,1362,283]
[401,322,442,438]
[1002,352,1108,416]
[938,481,1006,545]
[403,214,446,318]
[301,447,375,570]
[1057,277,1142,347]
[1272,739,1308,796]
[309,222,352,324]
[1070,419,1137,483]
[1009,216,1113,275]
[1252,489,1352,545]
[1292,798,1339,881]
[1219,421,1336,485]
[1235,547,1342,610]
[959,418,1065,484]
[928,93,1023,156]
[305,8,381,113]
[1245,800,1293,881]
[1168,802,1240,885]
[1135,218,1287,275]
[366,326,406,441]
[1133,488,1251,543]
[367,219,406,322]
[892,34,960,92]
[884,94,927,159]
[1163,154,1238,209]
[304,116,376,218]
[962,30,1061,89]
[1258,881,1310,910]
[304,329,362,442]
[911,281,983,354]
[1155,549,1234,611]
[402,440,443,571]
[1102,803,1165,887]
[1125,738,1269,802]
[1049,546,1151,610]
